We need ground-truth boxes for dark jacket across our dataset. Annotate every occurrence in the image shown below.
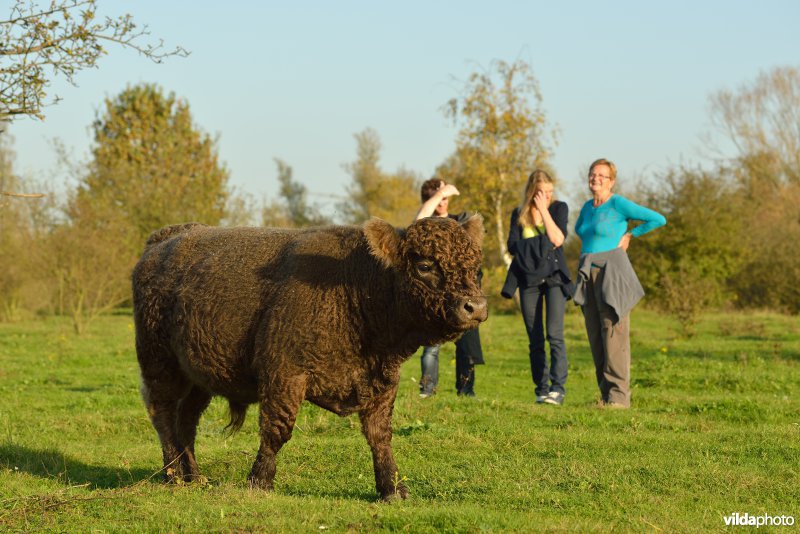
[502,202,572,299]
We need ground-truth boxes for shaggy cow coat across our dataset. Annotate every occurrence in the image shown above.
[132,216,487,500]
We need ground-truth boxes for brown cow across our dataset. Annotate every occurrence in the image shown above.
[132,216,487,500]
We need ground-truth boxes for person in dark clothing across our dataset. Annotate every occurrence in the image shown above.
[503,170,571,405]
[416,178,485,397]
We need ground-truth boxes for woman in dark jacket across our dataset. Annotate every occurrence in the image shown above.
[503,169,571,405]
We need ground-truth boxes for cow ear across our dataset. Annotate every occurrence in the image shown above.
[460,213,485,248]
[363,218,403,268]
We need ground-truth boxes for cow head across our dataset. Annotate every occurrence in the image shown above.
[363,215,488,336]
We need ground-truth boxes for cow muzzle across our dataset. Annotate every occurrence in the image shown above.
[454,295,488,326]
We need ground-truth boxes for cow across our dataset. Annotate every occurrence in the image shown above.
[131,215,487,501]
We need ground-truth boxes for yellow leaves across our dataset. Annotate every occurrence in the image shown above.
[444,60,556,267]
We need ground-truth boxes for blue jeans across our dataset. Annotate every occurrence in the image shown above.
[519,282,568,397]
[420,345,440,395]
[420,344,476,395]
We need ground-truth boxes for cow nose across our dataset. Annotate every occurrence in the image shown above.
[462,296,488,322]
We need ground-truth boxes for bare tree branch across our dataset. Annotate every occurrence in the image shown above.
[2,191,45,198]
[0,0,188,120]
[0,0,92,26]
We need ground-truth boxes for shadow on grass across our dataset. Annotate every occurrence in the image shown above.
[0,443,153,489]
[280,486,379,502]
[1,443,382,501]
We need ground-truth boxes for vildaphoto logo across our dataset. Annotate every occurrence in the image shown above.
[723,512,795,527]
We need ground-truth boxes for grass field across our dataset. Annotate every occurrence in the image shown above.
[1,308,798,532]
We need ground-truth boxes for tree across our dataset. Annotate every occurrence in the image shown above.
[707,65,800,185]
[338,129,381,224]
[0,0,187,121]
[271,158,330,227]
[728,180,800,313]
[0,132,54,321]
[443,59,556,268]
[630,167,747,300]
[220,187,258,227]
[260,198,291,228]
[73,83,229,250]
[627,167,748,333]
[0,132,26,319]
[338,128,420,227]
[44,212,133,333]
[705,66,800,313]
[47,83,229,332]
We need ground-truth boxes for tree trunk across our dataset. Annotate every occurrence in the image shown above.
[494,192,511,268]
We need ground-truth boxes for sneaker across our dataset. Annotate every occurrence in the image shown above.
[419,392,434,399]
[606,401,628,409]
[543,391,564,405]
[535,394,548,404]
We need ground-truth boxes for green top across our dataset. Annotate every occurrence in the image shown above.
[521,224,545,239]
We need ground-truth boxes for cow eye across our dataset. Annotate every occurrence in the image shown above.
[413,259,442,288]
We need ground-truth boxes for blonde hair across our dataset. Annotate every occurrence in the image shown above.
[518,169,556,228]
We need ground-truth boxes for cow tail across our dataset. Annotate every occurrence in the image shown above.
[225,401,248,435]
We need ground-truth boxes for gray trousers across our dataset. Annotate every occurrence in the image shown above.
[581,267,631,406]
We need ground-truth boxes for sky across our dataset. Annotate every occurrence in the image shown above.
[8,0,800,214]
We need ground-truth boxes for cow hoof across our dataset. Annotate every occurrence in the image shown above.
[380,486,409,502]
[164,466,187,485]
[185,474,209,486]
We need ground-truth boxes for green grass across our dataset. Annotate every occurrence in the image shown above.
[1,308,798,532]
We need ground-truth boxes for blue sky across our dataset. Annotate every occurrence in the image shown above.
[9,1,800,212]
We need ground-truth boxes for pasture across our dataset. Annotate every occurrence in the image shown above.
[1,308,798,532]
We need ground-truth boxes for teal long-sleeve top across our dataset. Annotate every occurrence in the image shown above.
[575,194,666,254]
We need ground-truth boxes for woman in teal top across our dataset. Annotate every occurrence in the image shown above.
[575,194,666,254]
[574,158,666,408]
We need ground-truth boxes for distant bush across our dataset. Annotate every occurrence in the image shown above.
[624,164,800,317]
[629,166,746,310]
[727,176,800,313]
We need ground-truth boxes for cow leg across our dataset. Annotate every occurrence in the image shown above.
[247,376,307,491]
[140,375,191,483]
[175,385,212,482]
[359,385,408,501]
